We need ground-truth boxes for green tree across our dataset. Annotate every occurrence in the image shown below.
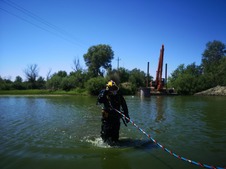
[12,76,26,89]
[46,71,64,90]
[218,57,226,85]
[56,70,67,78]
[36,76,46,89]
[60,76,76,91]
[201,40,226,87]
[169,64,185,83]
[69,70,88,88]
[110,67,130,83]
[0,76,12,90]
[83,44,114,77]
[85,76,107,95]
[168,63,203,94]
[106,67,130,84]
[128,68,146,93]
[202,40,225,72]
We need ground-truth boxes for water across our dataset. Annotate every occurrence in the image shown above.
[0,95,226,169]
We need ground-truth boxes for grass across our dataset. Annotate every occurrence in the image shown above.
[0,89,89,96]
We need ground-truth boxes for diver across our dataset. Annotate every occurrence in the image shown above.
[97,80,130,145]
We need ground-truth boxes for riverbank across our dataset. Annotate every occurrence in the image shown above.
[0,89,89,96]
[194,85,226,96]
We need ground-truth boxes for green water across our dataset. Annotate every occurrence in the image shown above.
[0,95,226,169]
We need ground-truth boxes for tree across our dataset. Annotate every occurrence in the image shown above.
[60,76,76,91]
[46,74,61,90]
[69,70,88,88]
[85,76,107,95]
[107,68,130,84]
[217,57,226,86]
[13,76,25,89]
[129,68,146,92]
[36,76,46,89]
[0,76,12,90]
[168,63,203,94]
[24,64,39,89]
[56,70,67,77]
[46,68,52,81]
[83,44,114,77]
[46,71,67,90]
[72,57,82,71]
[201,40,226,87]
[202,40,225,71]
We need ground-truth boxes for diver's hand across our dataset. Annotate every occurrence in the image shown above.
[125,115,130,123]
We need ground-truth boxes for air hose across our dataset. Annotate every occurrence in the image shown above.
[113,108,225,169]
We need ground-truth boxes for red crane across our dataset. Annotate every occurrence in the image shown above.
[155,44,164,91]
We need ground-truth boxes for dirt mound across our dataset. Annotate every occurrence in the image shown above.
[194,85,226,96]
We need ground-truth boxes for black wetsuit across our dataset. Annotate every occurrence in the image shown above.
[97,89,129,144]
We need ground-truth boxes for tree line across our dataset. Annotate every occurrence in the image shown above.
[1,41,225,95]
[168,40,226,94]
[0,44,148,95]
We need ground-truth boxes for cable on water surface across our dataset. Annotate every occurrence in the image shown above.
[113,108,225,169]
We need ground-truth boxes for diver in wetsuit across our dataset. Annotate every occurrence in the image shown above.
[97,80,130,144]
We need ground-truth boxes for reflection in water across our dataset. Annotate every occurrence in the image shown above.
[155,96,166,122]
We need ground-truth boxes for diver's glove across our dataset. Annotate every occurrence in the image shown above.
[125,114,130,123]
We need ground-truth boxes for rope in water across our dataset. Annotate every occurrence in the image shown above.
[114,108,225,169]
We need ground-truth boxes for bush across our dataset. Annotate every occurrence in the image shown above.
[85,77,107,95]
[120,82,134,95]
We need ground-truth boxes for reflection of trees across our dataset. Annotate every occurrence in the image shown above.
[201,97,226,138]
[101,149,131,169]
[155,97,165,122]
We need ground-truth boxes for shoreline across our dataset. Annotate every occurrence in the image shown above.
[194,85,226,96]
[0,89,89,96]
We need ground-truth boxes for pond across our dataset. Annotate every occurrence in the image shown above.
[0,95,226,169]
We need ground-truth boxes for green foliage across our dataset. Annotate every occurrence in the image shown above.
[169,40,226,94]
[12,76,26,90]
[46,70,80,91]
[83,44,114,77]
[202,40,225,71]
[129,68,146,92]
[168,63,204,94]
[106,68,146,94]
[107,68,130,83]
[56,71,67,77]
[0,77,12,90]
[69,70,88,88]
[60,77,74,91]
[85,77,107,95]
[120,82,133,95]
[2,41,225,95]
[218,57,226,85]
[200,40,226,88]
[46,73,61,90]
[36,77,46,89]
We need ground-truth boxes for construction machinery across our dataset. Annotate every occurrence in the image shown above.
[141,44,176,97]
[150,44,165,92]
[156,44,165,91]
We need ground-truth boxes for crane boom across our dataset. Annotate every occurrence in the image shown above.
[155,44,164,91]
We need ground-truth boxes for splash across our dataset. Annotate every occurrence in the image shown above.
[83,137,112,148]
[82,136,153,149]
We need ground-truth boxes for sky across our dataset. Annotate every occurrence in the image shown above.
[0,0,226,81]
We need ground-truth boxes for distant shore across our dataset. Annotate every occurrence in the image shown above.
[194,86,226,96]
[1,86,226,96]
[0,89,89,96]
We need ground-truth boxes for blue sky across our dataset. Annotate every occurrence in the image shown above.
[0,0,226,81]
